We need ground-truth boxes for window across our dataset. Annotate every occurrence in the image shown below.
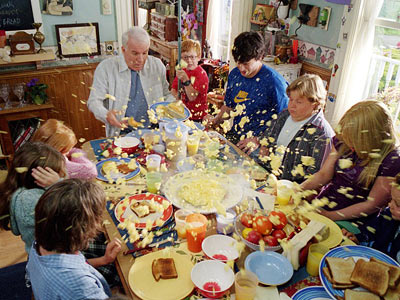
[206,0,232,61]
[363,0,400,119]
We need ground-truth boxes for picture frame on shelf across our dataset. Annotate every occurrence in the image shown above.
[55,23,100,58]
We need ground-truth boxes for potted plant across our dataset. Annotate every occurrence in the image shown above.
[26,78,48,105]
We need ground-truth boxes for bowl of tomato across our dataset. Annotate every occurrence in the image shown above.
[234,209,288,252]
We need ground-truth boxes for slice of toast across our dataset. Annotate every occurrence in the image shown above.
[117,163,135,174]
[383,282,400,300]
[152,258,178,282]
[326,257,355,285]
[344,289,380,300]
[350,259,390,297]
[130,202,156,218]
[370,257,400,288]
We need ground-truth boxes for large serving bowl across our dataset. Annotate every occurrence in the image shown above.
[191,260,234,299]
[234,210,281,252]
[202,234,239,262]
[113,136,140,154]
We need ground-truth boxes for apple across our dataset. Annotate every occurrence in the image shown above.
[268,211,288,230]
[246,230,262,244]
[272,229,287,240]
[263,235,279,247]
[240,213,254,228]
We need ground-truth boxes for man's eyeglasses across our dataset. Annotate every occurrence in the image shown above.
[182,55,197,61]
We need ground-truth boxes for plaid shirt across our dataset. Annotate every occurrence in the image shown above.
[256,109,334,183]
[27,243,111,300]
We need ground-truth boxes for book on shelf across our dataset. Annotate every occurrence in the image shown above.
[18,126,36,150]
[14,126,33,151]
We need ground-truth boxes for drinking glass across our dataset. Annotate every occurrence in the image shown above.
[234,270,259,300]
[13,83,26,107]
[0,83,11,109]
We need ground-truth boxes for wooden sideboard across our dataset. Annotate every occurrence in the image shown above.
[0,103,54,168]
[0,63,106,167]
[149,36,178,85]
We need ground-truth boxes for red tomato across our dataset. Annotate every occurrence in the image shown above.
[240,213,254,228]
[253,216,273,235]
[268,211,288,230]
[263,235,279,247]
[272,229,287,240]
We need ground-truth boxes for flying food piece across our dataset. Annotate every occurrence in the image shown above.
[128,117,143,128]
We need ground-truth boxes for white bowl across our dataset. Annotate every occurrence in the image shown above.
[202,235,239,262]
[191,260,234,299]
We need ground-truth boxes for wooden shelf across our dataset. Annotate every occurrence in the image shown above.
[0,49,56,69]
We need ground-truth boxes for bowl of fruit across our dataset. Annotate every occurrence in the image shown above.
[234,209,289,251]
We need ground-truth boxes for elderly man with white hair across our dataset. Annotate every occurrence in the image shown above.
[88,26,174,137]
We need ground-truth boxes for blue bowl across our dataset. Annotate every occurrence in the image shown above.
[245,251,293,285]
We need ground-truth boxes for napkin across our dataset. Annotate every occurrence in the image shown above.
[244,188,275,211]
[283,219,326,270]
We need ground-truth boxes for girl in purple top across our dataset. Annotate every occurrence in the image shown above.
[300,100,400,221]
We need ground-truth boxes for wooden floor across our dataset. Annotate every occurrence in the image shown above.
[0,170,28,268]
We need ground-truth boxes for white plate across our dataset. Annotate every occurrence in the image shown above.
[319,245,400,299]
[162,170,243,214]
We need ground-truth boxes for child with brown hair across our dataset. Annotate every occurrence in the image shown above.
[0,142,66,252]
[27,179,113,300]
[31,119,97,180]
[171,39,209,121]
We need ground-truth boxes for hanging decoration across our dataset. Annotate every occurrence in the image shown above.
[181,5,199,40]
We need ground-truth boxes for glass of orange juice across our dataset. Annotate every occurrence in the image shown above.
[185,213,208,253]
[276,180,293,205]
[187,134,200,156]
[306,243,329,276]
[234,270,258,300]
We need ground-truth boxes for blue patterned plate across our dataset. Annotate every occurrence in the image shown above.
[150,102,191,122]
[96,157,140,182]
[292,286,332,300]
[319,245,400,299]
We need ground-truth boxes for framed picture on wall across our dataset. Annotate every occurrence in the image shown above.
[43,0,73,16]
[55,23,100,58]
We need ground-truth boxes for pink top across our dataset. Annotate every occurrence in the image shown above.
[65,148,98,180]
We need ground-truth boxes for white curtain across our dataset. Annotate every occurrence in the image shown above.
[206,0,221,58]
[227,0,253,70]
[206,0,252,64]
[326,0,384,126]
[114,0,134,51]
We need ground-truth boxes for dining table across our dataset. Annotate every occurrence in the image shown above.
[82,129,346,300]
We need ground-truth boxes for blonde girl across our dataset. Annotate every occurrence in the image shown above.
[301,100,400,221]
[31,119,97,180]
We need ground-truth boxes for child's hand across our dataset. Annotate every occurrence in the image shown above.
[389,200,400,221]
[103,238,122,264]
[176,69,189,82]
[32,167,61,188]
[341,228,359,244]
